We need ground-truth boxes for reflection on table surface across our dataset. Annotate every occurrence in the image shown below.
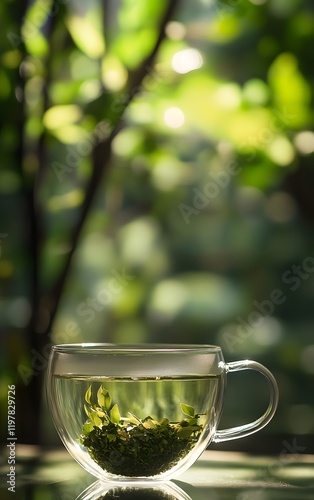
[0,447,314,500]
[76,480,192,500]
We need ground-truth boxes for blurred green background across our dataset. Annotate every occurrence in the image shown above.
[0,0,314,452]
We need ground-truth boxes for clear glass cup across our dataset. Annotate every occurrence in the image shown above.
[46,344,279,483]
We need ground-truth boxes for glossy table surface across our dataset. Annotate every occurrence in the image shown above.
[1,447,314,500]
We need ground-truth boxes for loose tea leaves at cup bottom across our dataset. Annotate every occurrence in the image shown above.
[79,386,204,477]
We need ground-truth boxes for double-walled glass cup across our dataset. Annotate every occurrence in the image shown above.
[46,344,279,483]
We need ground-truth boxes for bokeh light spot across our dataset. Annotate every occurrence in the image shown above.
[267,136,295,166]
[166,21,186,40]
[294,131,314,155]
[44,105,82,130]
[152,158,183,191]
[243,79,270,106]
[7,298,32,328]
[172,48,203,74]
[215,84,241,110]
[252,317,283,347]
[102,55,128,91]
[164,107,185,129]
[150,280,188,320]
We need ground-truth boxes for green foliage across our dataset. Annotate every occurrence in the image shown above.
[1,0,314,446]
[80,386,203,476]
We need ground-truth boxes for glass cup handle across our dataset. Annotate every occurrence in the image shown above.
[213,360,279,443]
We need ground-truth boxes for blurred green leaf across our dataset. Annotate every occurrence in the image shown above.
[66,15,105,59]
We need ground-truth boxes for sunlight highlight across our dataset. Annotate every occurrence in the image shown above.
[166,21,186,40]
[164,107,185,129]
[294,131,314,154]
[102,56,128,91]
[43,105,82,130]
[172,48,203,74]
[267,136,295,166]
[215,84,241,110]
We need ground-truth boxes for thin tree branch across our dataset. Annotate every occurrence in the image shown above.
[46,0,181,333]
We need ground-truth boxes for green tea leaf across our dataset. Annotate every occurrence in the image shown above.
[118,429,128,440]
[105,389,112,411]
[84,403,91,417]
[90,411,102,427]
[97,386,105,407]
[126,412,142,425]
[107,433,117,442]
[110,404,121,424]
[97,386,112,410]
[159,418,169,426]
[189,425,202,431]
[186,418,198,426]
[180,403,195,417]
[66,13,105,59]
[177,427,193,439]
[143,419,156,429]
[82,422,94,435]
[85,386,92,405]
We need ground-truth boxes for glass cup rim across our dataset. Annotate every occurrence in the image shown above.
[51,343,222,354]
